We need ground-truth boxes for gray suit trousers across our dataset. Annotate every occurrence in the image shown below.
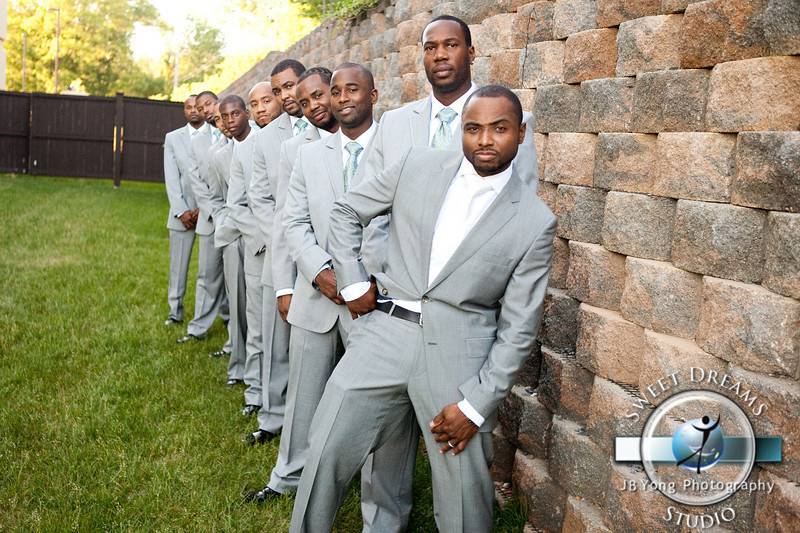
[167,229,196,321]
[290,311,493,533]
[274,317,417,533]
[256,284,290,433]
[187,234,225,337]
[243,249,265,406]
[223,238,247,381]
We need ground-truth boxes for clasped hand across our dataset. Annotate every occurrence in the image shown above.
[430,403,479,456]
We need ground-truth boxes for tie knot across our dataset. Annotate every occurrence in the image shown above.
[436,107,457,125]
[345,141,363,156]
[293,119,308,135]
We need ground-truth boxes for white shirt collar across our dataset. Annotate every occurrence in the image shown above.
[338,121,377,151]
[186,122,207,137]
[430,83,478,122]
[456,156,513,195]
[232,126,254,145]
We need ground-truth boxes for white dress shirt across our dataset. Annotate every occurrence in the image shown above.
[186,122,209,138]
[341,156,514,427]
[428,83,479,146]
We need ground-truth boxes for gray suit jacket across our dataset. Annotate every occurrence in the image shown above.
[210,140,238,248]
[163,126,199,231]
[270,127,322,292]
[363,96,539,191]
[226,129,262,261]
[189,130,216,236]
[283,127,386,334]
[248,113,298,288]
[328,148,556,430]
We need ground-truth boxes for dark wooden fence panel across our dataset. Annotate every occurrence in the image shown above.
[121,97,187,183]
[0,91,31,173]
[0,90,185,183]
[29,93,115,178]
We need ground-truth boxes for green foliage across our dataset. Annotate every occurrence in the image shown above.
[5,0,162,96]
[0,174,529,531]
[293,0,380,20]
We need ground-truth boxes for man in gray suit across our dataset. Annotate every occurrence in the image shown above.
[210,102,248,386]
[180,90,231,349]
[163,95,203,326]
[290,87,556,533]
[222,92,269,414]
[363,15,539,189]
[243,59,308,441]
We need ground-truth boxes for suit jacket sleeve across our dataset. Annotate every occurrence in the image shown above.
[328,148,410,290]
[164,134,190,217]
[271,141,298,292]
[457,215,556,420]
[249,137,275,248]
[283,145,332,284]
[208,150,228,223]
[189,141,219,221]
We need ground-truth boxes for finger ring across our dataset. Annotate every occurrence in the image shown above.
[448,439,456,448]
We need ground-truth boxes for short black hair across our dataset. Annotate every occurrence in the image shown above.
[219,95,247,112]
[333,62,375,90]
[271,59,307,78]
[421,15,472,47]
[297,66,333,86]
[196,90,218,101]
[463,85,523,125]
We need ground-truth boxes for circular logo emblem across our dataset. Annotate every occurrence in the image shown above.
[641,390,756,506]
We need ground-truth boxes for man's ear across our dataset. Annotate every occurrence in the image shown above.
[517,122,527,145]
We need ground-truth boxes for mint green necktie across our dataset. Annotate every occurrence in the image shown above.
[431,107,457,149]
[293,118,308,136]
[343,141,363,192]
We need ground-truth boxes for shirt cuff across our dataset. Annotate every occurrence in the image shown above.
[275,289,293,297]
[457,399,485,428]
[340,281,371,302]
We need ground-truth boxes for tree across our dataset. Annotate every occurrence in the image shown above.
[6,0,162,96]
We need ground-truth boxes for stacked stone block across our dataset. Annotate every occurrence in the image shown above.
[222,0,800,530]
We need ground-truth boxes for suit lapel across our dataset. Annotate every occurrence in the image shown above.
[426,168,522,292]
[409,98,431,147]
[277,113,292,142]
[418,155,461,287]
[323,134,344,197]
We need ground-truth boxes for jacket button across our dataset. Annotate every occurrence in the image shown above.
[421,296,430,303]
[381,288,388,296]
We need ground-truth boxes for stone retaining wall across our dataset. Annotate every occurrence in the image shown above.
[224,1,800,530]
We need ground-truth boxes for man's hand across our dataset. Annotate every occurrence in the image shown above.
[191,209,199,223]
[277,294,292,322]
[345,280,377,318]
[430,403,479,456]
[315,269,343,305]
[179,211,195,229]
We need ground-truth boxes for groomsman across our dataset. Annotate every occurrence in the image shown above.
[163,95,202,326]
[210,102,248,386]
[243,59,308,442]
[221,93,264,408]
[180,90,230,348]
[363,15,539,188]
[249,81,282,128]
[290,86,556,533]
[248,63,417,533]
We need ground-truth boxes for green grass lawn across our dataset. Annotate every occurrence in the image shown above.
[0,174,526,531]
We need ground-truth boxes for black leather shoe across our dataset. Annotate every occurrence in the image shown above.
[244,429,278,445]
[209,349,228,358]
[241,404,261,416]
[176,334,201,344]
[164,318,183,326]
[243,485,283,503]
[226,378,243,387]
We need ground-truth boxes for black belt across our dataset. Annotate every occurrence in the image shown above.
[375,300,423,326]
